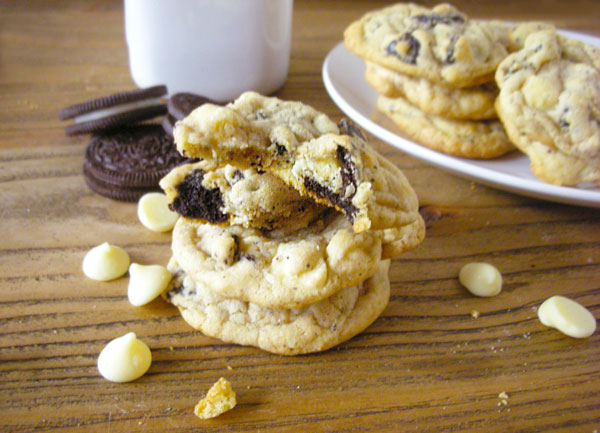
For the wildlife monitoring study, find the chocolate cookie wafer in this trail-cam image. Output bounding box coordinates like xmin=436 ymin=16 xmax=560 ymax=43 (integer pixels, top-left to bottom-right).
xmin=163 ymin=93 xmax=215 ymax=136
xmin=59 ymin=85 xmax=168 ymax=136
xmin=83 ymin=124 xmax=190 ymax=201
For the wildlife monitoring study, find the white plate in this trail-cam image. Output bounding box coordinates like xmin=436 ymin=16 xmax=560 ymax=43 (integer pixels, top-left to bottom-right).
xmin=322 ymin=31 xmax=600 ymax=208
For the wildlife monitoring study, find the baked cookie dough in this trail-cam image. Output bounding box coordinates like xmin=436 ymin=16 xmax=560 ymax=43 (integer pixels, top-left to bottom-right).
xmin=160 ymin=160 xmax=326 ymax=231
xmin=165 ymin=258 xmax=391 ymax=355
xmin=495 ymin=29 xmax=600 ymax=185
xmin=376 ymin=95 xmax=515 ymax=159
xmin=171 ymin=210 xmax=383 ymax=309
xmin=343 ymin=3 xmax=508 ymax=87
xmin=365 ymin=61 xmax=498 ymax=120
xmin=174 ymin=91 xmax=423 ymax=234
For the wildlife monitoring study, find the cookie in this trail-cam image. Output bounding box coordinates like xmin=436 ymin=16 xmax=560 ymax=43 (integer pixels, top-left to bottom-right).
xmin=174 ymin=91 xmax=424 ymax=236
xmin=507 ymin=21 xmax=556 ymax=52
xmin=165 ymin=257 xmax=390 ymax=355
xmin=495 ymin=30 xmax=600 ymax=185
xmin=161 ymin=113 xmax=176 ymax=137
xmin=159 ymin=159 xmax=326 ymax=231
xmin=365 ymin=61 xmax=498 ymax=120
xmin=376 ymin=94 xmax=515 ymax=159
xmin=343 ymin=3 xmax=508 ymax=88
xmin=59 ymin=85 xmax=168 ymax=136
xmin=83 ymin=124 xmax=191 ymax=201
xmin=171 ymin=209 xmax=383 ymax=309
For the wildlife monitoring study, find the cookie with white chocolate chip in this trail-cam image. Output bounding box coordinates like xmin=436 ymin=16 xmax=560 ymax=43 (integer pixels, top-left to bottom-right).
xmin=343 ymin=3 xmax=509 ymax=88
xmin=365 ymin=61 xmax=498 ymax=120
xmin=160 ymin=159 xmax=326 ymax=232
xmin=165 ymin=257 xmax=391 ymax=355
xmin=495 ymin=29 xmax=600 ymax=185
xmin=174 ymin=91 xmax=424 ymax=236
xmin=170 ymin=209 xmax=384 ymax=310
xmin=376 ymin=94 xmax=515 ymax=159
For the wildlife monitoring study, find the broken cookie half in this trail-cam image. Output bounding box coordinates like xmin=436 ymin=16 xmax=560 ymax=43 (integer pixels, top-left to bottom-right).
xmin=173 ymin=91 xmax=423 ymax=235
xmin=159 ymin=159 xmax=326 ymax=232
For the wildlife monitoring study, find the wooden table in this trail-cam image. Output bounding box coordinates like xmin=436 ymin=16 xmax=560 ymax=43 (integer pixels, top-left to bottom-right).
xmin=1 ymin=1 xmax=599 ymax=431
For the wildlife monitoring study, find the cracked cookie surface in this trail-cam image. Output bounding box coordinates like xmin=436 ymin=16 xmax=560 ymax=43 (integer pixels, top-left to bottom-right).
xmin=495 ymin=29 xmax=600 ymax=185
xmin=165 ymin=258 xmax=390 ymax=355
xmin=344 ymin=3 xmax=508 ymax=87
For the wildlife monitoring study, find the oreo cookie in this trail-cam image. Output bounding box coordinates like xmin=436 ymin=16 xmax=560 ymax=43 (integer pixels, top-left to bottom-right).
xmin=83 ymin=124 xmax=190 ymax=201
xmin=163 ymin=92 xmax=215 ymax=136
xmin=59 ymin=86 xmax=168 ymax=136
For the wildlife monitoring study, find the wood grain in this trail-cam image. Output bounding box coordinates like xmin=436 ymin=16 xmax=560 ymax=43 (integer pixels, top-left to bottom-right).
xmin=1 ymin=1 xmax=599 ymax=432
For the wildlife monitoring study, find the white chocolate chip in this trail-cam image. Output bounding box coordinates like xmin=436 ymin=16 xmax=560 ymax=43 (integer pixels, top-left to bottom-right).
xmin=137 ymin=192 xmax=179 ymax=232
xmin=538 ymin=295 xmax=596 ymax=338
xmin=459 ymin=262 xmax=502 ymax=297
xmin=97 ymin=332 xmax=152 ymax=382
xmin=82 ymin=242 xmax=130 ymax=281
xmin=127 ymin=263 xmax=172 ymax=306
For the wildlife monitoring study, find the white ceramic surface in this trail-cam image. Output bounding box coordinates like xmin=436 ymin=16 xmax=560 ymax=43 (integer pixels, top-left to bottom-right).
xmin=125 ymin=0 xmax=293 ymax=101
xmin=322 ymin=30 xmax=600 ymax=208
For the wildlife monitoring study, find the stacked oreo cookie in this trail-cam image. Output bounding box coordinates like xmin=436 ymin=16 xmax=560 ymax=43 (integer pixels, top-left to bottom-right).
xmin=160 ymin=91 xmax=426 ymax=355
xmin=344 ymin=3 xmax=515 ymax=159
xmin=59 ymin=87 xmax=216 ymax=201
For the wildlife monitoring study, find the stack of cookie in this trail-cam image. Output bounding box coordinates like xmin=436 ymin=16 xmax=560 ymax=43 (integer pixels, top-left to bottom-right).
xmin=344 ymin=3 xmax=515 ymax=159
xmin=159 ymin=91 xmax=425 ymax=355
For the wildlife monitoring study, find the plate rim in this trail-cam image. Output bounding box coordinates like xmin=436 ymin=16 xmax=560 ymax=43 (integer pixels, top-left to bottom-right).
xmin=322 ymin=31 xmax=600 ymax=209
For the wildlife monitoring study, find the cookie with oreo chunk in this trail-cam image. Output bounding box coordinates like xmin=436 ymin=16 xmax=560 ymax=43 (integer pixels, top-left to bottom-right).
xmin=165 ymin=257 xmax=391 ymax=355
xmin=59 ymin=85 xmax=168 ymax=136
xmin=174 ymin=91 xmax=424 ymax=240
xmin=343 ymin=3 xmax=508 ymax=87
xmin=160 ymin=159 xmax=326 ymax=231
xmin=83 ymin=124 xmax=190 ymax=201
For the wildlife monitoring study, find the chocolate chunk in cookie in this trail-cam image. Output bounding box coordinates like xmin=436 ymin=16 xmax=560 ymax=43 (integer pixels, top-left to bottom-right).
xmin=344 ymin=3 xmax=508 ymax=87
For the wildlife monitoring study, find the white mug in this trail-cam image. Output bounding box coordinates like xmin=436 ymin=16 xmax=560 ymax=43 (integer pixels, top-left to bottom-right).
xmin=124 ymin=0 xmax=293 ymax=102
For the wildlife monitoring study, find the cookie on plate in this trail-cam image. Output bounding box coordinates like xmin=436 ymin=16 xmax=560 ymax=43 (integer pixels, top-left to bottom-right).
xmin=83 ymin=124 xmax=190 ymax=201
xmin=160 ymin=159 xmax=326 ymax=231
xmin=507 ymin=21 xmax=556 ymax=52
xmin=376 ymin=94 xmax=515 ymax=159
xmin=59 ymin=86 xmax=168 ymax=136
xmin=495 ymin=29 xmax=600 ymax=185
xmin=165 ymin=257 xmax=391 ymax=356
xmin=343 ymin=3 xmax=508 ymax=88
xmin=365 ymin=61 xmax=498 ymax=120
xmin=174 ymin=91 xmax=423 ymax=235
xmin=171 ymin=209 xmax=383 ymax=310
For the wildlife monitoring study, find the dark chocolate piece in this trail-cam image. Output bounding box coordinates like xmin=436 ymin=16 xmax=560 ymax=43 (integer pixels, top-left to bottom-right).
xmin=412 ymin=13 xmax=465 ymax=28
xmin=303 ymin=177 xmax=358 ymax=222
xmin=386 ymin=33 xmax=420 ymax=65
xmin=170 ymin=169 xmax=229 ymax=223
xmin=338 ymin=118 xmax=366 ymax=141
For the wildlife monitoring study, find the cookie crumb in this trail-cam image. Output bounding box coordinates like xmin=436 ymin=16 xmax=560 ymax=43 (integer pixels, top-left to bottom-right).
xmin=194 ymin=377 xmax=236 ymax=420
xmin=227 ymin=365 xmax=233 ymax=371
xmin=471 ymin=309 xmax=480 ymax=318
